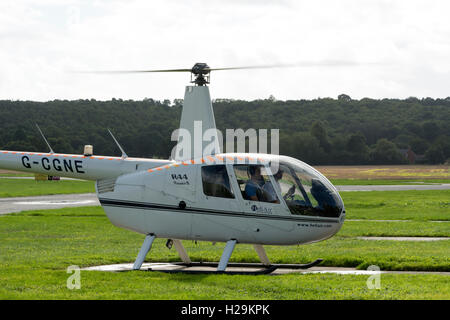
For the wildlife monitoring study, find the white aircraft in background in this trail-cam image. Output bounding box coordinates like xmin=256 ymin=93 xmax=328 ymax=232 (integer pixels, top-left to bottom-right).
xmin=0 ymin=63 xmax=345 ymax=274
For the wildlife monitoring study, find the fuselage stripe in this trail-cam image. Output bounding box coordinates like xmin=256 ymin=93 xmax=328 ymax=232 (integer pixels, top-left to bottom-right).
xmin=98 ymin=198 xmax=340 ymax=224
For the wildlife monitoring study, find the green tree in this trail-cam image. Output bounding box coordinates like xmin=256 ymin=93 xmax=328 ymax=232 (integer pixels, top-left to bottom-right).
xmin=282 ymin=133 xmax=325 ymax=164
xmin=425 ymin=144 xmax=446 ymax=164
xmin=410 ymin=137 xmax=429 ymax=154
xmin=310 ymin=121 xmax=331 ymax=152
xmin=434 ymin=135 xmax=450 ymax=159
xmin=421 ymin=121 xmax=440 ymax=141
xmin=13 ymin=128 xmax=27 ymax=141
xmin=0 ymin=97 xmax=448 ymax=165
xmin=338 ymin=94 xmax=351 ymax=102
xmin=346 ymin=133 xmax=369 ymax=164
xmin=370 ymin=139 xmax=405 ymax=164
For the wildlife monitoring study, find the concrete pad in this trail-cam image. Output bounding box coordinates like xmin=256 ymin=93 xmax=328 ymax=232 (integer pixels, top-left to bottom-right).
xmin=81 ymin=263 xmax=450 ymax=276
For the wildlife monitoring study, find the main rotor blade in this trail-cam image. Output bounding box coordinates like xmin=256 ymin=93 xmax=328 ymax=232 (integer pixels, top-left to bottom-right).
xmin=207 ymin=60 xmax=361 ymax=72
xmin=74 ymin=60 xmax=373 ymax=75
xmin=74 ymin=68 xmax=192 ymax=74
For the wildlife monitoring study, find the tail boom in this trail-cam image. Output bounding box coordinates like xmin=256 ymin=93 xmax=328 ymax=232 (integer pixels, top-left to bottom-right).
xmin=0 ymin=150 xmax=170 ymax=180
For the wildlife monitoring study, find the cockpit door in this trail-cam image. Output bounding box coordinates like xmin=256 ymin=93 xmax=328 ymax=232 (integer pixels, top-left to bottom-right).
xmin=230 ymin=164 xmax=294 ymax=235
xmin=191 ymin=164 xmax=246 ymax=241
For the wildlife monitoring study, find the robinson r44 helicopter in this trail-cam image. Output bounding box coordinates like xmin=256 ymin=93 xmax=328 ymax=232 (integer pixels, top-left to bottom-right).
xmin=0 ymin=63 xmax=346 ymax=274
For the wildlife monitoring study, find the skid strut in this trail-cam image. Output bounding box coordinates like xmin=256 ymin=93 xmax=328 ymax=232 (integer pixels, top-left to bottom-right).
xmin=253 ymin=244 xmax=271 ymax=266
xmin=217 ymin=239 xmax=237 ymax=271
xmin=173 ymin=239 xmax=191 ymax=264
xmin=133 ymin=234 xmax=155 ymax=270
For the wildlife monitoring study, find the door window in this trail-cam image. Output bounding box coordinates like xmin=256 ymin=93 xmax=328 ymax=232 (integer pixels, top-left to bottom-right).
xmin=233 ymin=164 xmax=279 ymax=203
xmin=201 ymin=165 xmax=234 ymax=199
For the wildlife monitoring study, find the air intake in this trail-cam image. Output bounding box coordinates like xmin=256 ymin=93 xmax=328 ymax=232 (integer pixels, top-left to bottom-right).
xmin=97 ymin=178 xmax=116 ymax=194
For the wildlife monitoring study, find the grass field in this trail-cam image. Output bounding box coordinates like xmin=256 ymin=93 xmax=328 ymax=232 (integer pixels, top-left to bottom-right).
xmin=0 ymin=166 xmax=448 ymax=299
xmin=342 ymin=190 xmax=450 ymax=221
xmin=316 ymin=165 xmax=449 ymax=180
xmin=0 ymin=173 xmax=33 ymax=177
xmin=0 ymin=169 xmax=33 ymax=177
xmin=1 ymin=269 xmax=448 ymax=300
xmin=0 ymin=178 xmax=95 ymax=197
xmin=330 ymin=178 xmax=450 ymax=185
xmin=0 ymin=188 xmax=449 ymax=299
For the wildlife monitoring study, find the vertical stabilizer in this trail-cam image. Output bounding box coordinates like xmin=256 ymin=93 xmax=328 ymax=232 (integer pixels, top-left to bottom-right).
xmin=173 ymin=86 xmax=221 ymax=161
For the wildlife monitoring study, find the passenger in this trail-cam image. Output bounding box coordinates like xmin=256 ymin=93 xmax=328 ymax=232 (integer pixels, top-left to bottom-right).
xmin=310 ymin=178 xmax=337 ymax=210
xmin=262 ymin=169 xmax=283 ymax=203
xmin=211 ymin=166 xmax=232 ymax=198
xmin=244 ymin=166 xmax=265 ymax=201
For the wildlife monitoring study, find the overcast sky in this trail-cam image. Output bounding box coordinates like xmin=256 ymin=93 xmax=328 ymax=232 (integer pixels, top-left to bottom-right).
xmin=1 ymin=0 xmax=450 ymax=101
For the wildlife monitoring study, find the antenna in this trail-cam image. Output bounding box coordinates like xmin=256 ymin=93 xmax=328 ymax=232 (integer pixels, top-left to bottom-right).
xmin=35 ymin=124 xmax=54 ymax=154
xmin=108 ymin=129 xmax=128 ymax=159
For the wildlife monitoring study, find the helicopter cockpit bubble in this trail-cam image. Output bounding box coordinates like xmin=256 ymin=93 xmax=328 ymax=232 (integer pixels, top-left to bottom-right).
xmin=273 ymin=156 xmax=344 ymax=218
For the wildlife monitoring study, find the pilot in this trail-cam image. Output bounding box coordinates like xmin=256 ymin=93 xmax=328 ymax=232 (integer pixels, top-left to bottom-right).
xmin=245 ymin=166 xmax=265 ymax=201
xmin=262 ymin=168 xmax=283 ymax=203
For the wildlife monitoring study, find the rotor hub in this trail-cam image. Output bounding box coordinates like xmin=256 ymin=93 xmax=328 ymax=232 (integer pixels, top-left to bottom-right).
xmin=191 ymin=63 xmax=210 ymax=86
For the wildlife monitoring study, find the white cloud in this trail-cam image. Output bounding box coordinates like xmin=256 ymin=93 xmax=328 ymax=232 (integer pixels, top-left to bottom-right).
xmin=1 ymin=0 xmax=450 ymax=101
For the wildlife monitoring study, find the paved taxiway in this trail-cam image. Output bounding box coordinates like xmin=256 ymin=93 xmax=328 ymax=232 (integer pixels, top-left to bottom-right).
xmin=0 ymin=193 xmax=99 ymax=215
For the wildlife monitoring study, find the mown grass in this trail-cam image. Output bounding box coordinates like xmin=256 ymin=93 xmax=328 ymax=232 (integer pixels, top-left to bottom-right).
xmin=317 ymin=165 xmax=450 ymax=180
xmin=340 ymin=220 xmax=449 ymax=237
xmin=2 ymin=206 xmax=449 ymax=270
xmin=341 ymin=190 xmax=450 ymax=221
xmin=0 ymin=204 xmax=449 ymax=299
xmin=1 ymin=269 xmax=449 ymax=300
xmin=0 ymin=189 xmax=449 ymax=299
xmin=330 ymin=179 xmax=450 ymax=185
xmin=0 ymin=178 xmax=95 ymax=197
xmin=0 ymin=173 xmax=33 ymax=177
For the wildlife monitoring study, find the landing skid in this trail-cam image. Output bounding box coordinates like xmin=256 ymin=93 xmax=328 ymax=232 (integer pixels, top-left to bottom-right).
xmin=174 ymin=258 xmax=323 ymax=269
xmin=132 ymin=235 xmax=323 ymax=275
xmin=146 ymin=259 xmax=323 ymax=275
xmin=147 ymin=265 xmax=278 ymax=275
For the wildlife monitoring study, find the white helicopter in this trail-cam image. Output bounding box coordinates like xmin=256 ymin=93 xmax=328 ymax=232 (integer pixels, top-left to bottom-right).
xmin=0 ymin=63 xmax=345 ymax=274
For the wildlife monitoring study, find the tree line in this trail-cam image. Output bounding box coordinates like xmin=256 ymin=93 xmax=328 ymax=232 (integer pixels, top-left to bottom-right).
xmin=0 ymin=95 xmax=449 ymax=165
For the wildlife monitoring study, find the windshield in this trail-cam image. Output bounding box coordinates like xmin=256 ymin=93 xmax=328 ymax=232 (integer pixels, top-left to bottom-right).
xmin=273 ymin=157 xmax=344 ymax=218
